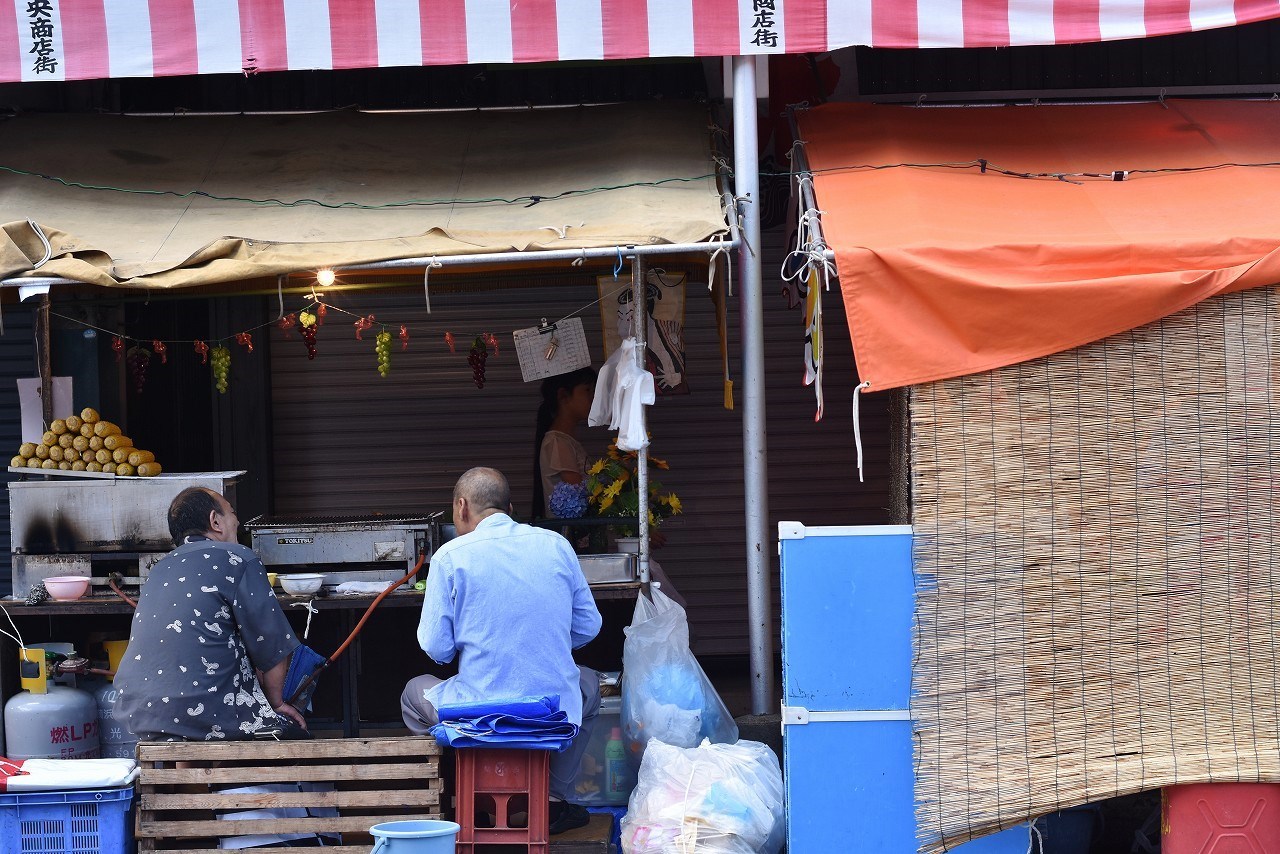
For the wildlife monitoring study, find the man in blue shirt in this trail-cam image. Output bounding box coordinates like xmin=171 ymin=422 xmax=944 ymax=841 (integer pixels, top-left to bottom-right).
xmin=401 ymin=467 xmax=601 ymax=833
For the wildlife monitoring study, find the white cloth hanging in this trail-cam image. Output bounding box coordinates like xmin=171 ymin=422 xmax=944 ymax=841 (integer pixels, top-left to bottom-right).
xmin=589 ymin=337 xmax=655 ymax=451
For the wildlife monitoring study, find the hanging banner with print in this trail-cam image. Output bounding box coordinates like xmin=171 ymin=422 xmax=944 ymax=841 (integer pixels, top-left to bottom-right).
xmin=597 ymin=271 xmax=690 ymax=396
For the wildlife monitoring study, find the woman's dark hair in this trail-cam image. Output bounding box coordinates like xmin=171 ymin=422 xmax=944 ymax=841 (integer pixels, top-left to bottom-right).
xmin=531 ymin=366 xmax=597 ymax=518
xmin=167 ymin=487 xmax=223 ymax=545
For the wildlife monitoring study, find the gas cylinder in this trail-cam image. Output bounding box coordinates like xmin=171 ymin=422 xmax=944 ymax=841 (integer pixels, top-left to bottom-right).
xmin=4 ymin=647 xmax=100 ymax=760
xmin=92 ymin=680 xmax=137 ymax=759
xmin=4 ymin=684 xmax=101 ymax=760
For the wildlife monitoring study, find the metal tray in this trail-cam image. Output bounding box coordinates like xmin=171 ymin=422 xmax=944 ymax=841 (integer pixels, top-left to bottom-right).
xmin=579 ymin=553 xmax=636 ymax=584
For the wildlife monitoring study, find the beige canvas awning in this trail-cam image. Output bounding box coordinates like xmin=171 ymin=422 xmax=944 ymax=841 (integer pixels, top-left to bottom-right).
xmin=0 ymin=102 xmax=728 ymax=290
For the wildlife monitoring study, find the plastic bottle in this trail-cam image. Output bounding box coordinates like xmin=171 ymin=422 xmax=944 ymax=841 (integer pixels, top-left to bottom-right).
xmin=605 ymin=726 xmax=630 ymax=801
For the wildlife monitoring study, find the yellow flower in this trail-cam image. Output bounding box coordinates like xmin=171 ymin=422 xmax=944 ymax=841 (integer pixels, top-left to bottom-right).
xmin=599 ymin=494 xmax=615 ymax=511
xmin=603 ymin=480 xmax=624 ymax=499
xmin=668 ymin=494 xmax=682 ymax=514
xmin=588 ymin=459 xmax=606 ymax=475
xmin=590 ymin=484 xmax=603 ymax=498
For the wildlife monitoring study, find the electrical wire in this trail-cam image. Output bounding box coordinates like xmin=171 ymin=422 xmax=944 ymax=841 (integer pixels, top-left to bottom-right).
xmin=9 ymin=158 xmax=1278 ymax=212
xmin=0 ymin=602 xmax=26 ymax=650
xmin=48 ymin=272 xmax=640 ymax=354
xmin=0 ymin=164 xmax=720 ymax=210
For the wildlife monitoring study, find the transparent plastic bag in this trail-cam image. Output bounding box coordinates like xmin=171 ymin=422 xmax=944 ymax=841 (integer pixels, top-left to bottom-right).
xmin=621 ymin=739 xmax=785 ymax=854
xmin=621 ymin=586 xmax=738 ymax=766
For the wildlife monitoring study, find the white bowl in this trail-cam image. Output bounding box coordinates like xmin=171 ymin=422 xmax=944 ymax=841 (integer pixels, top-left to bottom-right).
xmin=279 ymin=573 xmax=324 ymax=596
xmin=43 ymin=575 xmax=90 ymax=601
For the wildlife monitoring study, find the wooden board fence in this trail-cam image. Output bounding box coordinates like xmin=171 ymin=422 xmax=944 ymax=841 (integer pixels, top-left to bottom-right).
xmin=134 ymin=736 xmax=444 ymax=854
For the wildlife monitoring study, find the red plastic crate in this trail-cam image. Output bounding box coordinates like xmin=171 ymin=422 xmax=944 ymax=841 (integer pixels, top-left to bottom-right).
xmin=455 ymin=748 xmax=550 ymax=854
xmin=1163 ymin=783 xmax=1280 ymax=854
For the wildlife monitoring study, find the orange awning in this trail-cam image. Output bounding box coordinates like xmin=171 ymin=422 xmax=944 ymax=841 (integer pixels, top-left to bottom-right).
xmin=799 ymin=100 xmax=1280 ymax=391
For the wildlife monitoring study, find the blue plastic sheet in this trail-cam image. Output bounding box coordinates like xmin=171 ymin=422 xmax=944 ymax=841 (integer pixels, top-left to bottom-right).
xmin=429 ymin=695 xmax=579 ymax=751
xmin=282 ymin=645 xmax=328 ymax=713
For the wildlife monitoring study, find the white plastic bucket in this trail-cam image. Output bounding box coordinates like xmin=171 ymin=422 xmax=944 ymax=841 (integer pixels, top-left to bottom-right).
xmin=369 ymin=819 xmax=461 ymax=853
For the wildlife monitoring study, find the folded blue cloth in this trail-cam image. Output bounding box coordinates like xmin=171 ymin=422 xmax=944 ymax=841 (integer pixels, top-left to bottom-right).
xmin=430 ymin=695 xmax=578 ymax=751
xmin=437 ymin=695 xmax=562 ymax=721
xmin=283 ymin=644 xmax=328 ymax=713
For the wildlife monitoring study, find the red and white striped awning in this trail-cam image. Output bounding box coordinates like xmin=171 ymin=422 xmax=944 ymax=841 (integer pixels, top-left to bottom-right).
xmin=7 ymin=0 xmax=1280 ymax=83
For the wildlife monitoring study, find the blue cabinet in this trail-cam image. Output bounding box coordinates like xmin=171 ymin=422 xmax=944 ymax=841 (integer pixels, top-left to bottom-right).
xmin=779 ymin=523 xmax=1029 ymax=853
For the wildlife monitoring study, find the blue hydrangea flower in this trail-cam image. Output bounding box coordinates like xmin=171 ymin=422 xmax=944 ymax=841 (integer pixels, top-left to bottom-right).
xmin=549 ymin=482 xmax=589 ymax=518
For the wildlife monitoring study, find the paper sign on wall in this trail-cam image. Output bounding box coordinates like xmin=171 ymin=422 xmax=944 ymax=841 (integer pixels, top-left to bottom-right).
xmin=17 ymin=377 xmax=73 ymax=443
xmin=512 ymin=317 xmax=591 ymax=383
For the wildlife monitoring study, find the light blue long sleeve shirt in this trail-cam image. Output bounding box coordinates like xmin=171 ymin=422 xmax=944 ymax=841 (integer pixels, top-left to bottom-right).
xmin=416 ymin=513 xmax=602 ymax=725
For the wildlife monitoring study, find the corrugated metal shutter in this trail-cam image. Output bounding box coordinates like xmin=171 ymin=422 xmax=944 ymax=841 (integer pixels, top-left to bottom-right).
xmin=0 ymin=305 xmax=36 ymax=598
xmin=270 ymin=235 xmax=889 ymax=655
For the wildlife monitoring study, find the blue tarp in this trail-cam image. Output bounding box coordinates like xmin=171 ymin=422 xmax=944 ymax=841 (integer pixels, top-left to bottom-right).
xmin=282 ymin=645 xmax=328 ymax=713
xmin=430 ymin=695 xmax=578 ymax=751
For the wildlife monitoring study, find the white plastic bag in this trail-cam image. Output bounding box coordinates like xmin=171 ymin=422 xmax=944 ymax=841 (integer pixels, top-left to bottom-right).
xmin=621 ymin=739 xmax=785 ymax=854
xmin=621 ymin=586 xmax=738 ymax=765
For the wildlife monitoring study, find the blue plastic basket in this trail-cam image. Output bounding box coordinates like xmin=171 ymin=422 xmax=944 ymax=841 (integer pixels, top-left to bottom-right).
xmin=0 ymin=786 xmax=134 ymax=854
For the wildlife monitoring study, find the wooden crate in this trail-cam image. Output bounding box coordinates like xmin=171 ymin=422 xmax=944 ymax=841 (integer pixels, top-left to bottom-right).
xmin=135 ymin=736 xmax=443 ymax=854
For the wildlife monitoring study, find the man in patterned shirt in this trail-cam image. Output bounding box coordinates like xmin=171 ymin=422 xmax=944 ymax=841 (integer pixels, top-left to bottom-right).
xmin=115 ymin=487 xmax=306 ymax=741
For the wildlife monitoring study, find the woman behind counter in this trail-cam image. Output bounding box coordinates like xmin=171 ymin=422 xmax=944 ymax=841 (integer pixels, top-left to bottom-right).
xmin=531 ymin=367 xmax=686 ymax=607
xmin=532 ymin=367 xmax=598 ymax=519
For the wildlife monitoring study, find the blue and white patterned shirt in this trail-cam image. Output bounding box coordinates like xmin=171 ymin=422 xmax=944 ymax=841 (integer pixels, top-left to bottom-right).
xmin=416 ymin=513 xmax=601 ymax=724
xmin=115 ymin=536 xmax=299 ymax=741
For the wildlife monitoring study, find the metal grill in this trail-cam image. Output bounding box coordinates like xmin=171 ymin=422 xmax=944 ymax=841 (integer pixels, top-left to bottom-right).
xmin=244 ymin=514 xmax=438 ymax=529
xmin=243 ymin=512 xmax=441 ymax=584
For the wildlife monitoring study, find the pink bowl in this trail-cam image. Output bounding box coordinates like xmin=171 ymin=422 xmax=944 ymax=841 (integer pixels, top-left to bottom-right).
xmin=43 ymin=575 xmax=90 ymax=601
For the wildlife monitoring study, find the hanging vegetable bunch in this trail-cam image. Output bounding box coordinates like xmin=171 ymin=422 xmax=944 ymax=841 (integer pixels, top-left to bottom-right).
xmin=459 ymin=332 xmax=499 ymax=389
xmin=298 ymin=311 xmax=319 ymax=359
xmin=375 ymin=329 xmax=392 ymax=377
xmin=211 ymin=345 xmax=231 ymax=394
xmin=467 ymin=336 xmax=489 ymax=388
xmin=126 ymin=345 xmax=151 ymax=395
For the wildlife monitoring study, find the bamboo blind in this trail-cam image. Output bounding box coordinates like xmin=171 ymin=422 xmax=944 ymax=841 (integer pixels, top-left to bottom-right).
xmin=910 ymin=288 xmax=1280 ymax=852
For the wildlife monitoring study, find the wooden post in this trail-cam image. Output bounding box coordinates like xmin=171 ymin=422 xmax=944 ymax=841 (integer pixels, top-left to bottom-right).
xmin=36 ymin=292 xmax=52 ymax=427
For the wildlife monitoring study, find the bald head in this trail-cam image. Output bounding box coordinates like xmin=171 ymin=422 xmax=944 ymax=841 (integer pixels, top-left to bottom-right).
xmin=453 ymin=468 xmax=511 ymax=535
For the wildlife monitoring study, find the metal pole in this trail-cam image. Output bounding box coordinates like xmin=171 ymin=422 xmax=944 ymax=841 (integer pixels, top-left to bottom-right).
xmin=0 ymin=238 xmax=740 ymax=292
xmin=36 ymin=293 xmax=52 ymax=426
xmin=733 ymin=56 xmax=775 ymax=714
xmin=631 ymin=254 xmax=650 ymax=585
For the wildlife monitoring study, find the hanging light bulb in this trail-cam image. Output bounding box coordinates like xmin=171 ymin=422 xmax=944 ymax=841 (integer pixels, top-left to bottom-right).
xmin=316 ymin=269 xmax=336 ymax=287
